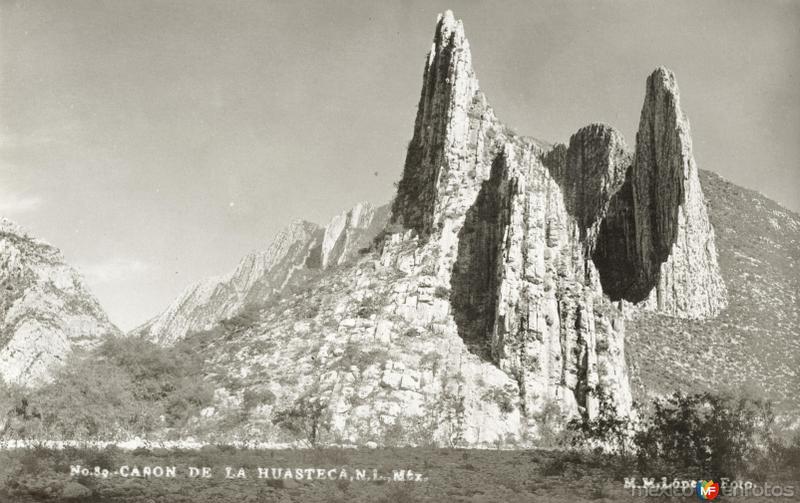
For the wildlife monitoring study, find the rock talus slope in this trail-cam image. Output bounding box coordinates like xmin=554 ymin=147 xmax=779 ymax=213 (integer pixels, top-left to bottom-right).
xmin=0 ymin=218 xmax=119 ymax=384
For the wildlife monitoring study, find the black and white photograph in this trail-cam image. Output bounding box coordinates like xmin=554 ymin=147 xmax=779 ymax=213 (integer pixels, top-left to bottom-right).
xmin=1 ymin=1 xmax=798 ymax=501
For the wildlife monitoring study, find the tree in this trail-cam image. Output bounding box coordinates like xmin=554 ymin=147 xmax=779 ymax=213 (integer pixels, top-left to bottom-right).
xmin=272 ymin=392 xmax=330 ymax=447
xmin=565 ymin=387 xmax=633 ymax=456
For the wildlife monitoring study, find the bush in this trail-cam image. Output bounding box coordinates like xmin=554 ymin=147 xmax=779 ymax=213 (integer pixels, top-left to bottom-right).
xmin=565 ymin=387 xmax=633 ymax=457
xmin=481 ymin=385 xmax=517 ymax=414
xmin=531 ymin=398 xmax=563 ymax=447
xmin=220 ymin=304 xmax=261 ymax=332
xmin=633 ymin=391 xmax=777 ymax=480
xmin=242 ymin=387 xmax=276 ymax=410
xmin=433 ymin=286 xmax=450 ymax=300
xmin=338 ymin=341 xmax=390 ymax=373
xmin=1 ymin=335 xmax=215 ymax=440
xmin=419 ymin=351 xmax=442 ymax=372
xmin=403 ymin=327 xmax=420 ymax=338
xmin=355 ymin=295 xmax=383 ymax=318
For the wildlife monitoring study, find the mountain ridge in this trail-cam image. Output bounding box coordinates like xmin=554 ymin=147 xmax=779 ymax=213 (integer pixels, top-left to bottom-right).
xmin=134 ymin=203 xmax=390 ymax=344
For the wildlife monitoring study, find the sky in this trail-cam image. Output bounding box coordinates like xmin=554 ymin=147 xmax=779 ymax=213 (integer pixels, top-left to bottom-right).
xmin=1 ymin=0 xmax=798 ymax=331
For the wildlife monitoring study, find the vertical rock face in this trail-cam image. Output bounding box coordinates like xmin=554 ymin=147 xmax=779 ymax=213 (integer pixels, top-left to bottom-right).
xmin=556 ymin=124 xmax=632 ymax=254
xmin=137 ymin=203 xmax=390 ymax=344
xmin=451 ymin=129 xmax=634 ymax=420
xmin=388 ymin=11 xmax=635 ymax=421
xmin=0 ymin=218 xmax=119 ymax=384
xmin=391 ymin=11 xmax=531 ymax=245
xmin=391 ymin=11 xmax=476 ymax=238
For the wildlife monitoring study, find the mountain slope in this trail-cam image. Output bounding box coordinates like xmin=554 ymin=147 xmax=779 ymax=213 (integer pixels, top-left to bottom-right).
xmin=0 ymin=218 xmax=119 ymax=384
xmin=135 ymin=203 xmax=389 ymax=344
xmin=181 ymin=165 xmax=800 ymax=445
xmin=135 ymin=220 xmax=322 ymax=345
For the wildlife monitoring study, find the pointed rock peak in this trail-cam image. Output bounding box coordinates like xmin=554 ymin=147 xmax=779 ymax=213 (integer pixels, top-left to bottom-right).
xmin=633 ymin=67 xmax=693 ymax=265
xmin=319 ymin=201 xmax=389 ymax=269
xmin=434 ymin=10 xmax=469 ymax=51
xmin=648 ymin=66 xmax=679 ymax=92
xmin=639 ymin=67 xmax=691 ymax=146
xmin=390 ymin=11 xmax=488 ymax=238
xmin=426 ymin=10 xmax=475 ymax=89
xmin=624 ymin=66 xmax=727 ymax=318
xmin=437 ymin=9 xmax=456 ymax=30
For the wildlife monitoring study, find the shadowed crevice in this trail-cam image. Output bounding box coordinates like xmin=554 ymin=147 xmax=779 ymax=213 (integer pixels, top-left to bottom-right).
xmin=450 ymin=154 xmax=509 ymax=363
xmin=591 ymin=173 xmax=645 ymax=301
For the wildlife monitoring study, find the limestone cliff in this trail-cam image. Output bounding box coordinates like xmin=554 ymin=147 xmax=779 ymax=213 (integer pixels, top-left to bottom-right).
xmin=320 ymin=203 xmax=389 ymax=270
xmin=385 ymin=12 xmax=725 ymax=420
xmin=389 ymin=11 xmax=639 ymax=420
xmin=0 ymin=218 xmax=119 ymax=384
xmin=135 ymin=220 xmax=321 ymax=344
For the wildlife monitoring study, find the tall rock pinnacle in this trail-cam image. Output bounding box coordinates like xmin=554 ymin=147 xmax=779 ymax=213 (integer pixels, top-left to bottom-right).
xmin=633 ymin=67 xmax=727 ymax=318
xmin=388 ymin=11 xmax=634 ymax=421
xmin=594 ymin=67 xmax=727 ymax=318
xmin=391 ymin=11 xmax=497 ymax=241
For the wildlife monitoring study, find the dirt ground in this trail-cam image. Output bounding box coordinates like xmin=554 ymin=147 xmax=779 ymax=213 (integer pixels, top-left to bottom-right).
xmin=1 ymin=446 xmax=798 ymax=502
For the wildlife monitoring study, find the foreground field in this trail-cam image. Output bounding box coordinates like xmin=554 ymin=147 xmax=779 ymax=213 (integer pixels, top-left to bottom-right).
xmin=1 ymin=446 xmax=798 ymax=502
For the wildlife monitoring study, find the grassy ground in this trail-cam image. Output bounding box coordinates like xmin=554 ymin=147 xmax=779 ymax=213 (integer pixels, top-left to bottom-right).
xmin=1 ymin=446 xmax=798 ymax=502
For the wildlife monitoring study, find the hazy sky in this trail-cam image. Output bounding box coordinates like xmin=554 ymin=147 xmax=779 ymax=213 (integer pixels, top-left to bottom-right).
xmin=2 ymin=0 xmax=798 ymax=330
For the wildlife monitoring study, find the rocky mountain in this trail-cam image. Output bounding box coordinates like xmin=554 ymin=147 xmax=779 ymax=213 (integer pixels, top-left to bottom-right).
xmin=8 ymin=10 xmax=794 ymax=448
xmin=134 ymin=202 xmax=389 ymax=344
xmin=154 ymin=11 xmax=768 ymax=447
xmin=0 ymin=218 xmax=119 ymax=385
